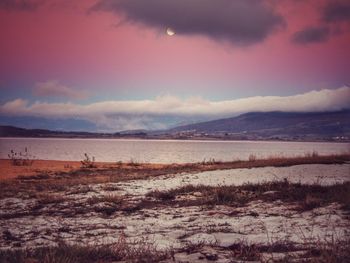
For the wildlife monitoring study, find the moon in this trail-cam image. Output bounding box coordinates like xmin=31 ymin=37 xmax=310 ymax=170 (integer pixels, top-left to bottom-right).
xmin=166 ymin=27 xmax=176 ymax=36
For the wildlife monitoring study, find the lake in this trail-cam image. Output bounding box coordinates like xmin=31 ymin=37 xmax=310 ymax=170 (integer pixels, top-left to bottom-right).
xmin=0 ymin=137 xmax=349 ymax=164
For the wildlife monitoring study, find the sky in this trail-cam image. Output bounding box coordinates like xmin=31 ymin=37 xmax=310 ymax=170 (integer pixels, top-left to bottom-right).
xmin=0 ymin=0 xmax=349 ymax=131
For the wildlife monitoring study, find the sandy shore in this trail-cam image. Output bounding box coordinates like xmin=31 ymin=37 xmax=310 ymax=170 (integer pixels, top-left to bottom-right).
xmin=0 ymin=159 xmax=76 ymax=180
xmin=1 ymin=162 xmax=349 ymax=261
xmin=1 ymin=155 xmax=350 ymax=262
xmin=0 ymin=159 xmax=171 ymax=181
xmin=1 ymin=153 xmax=349 ymax=181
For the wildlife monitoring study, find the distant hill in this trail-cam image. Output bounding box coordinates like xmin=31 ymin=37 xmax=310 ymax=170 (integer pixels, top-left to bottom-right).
xmin=0 ymin=125 xmax=146 ymax=138
xmin=168 ymin=110 xmax=350 ymax=140
xmin=1 ymin=110 xmax=349 ymax=141
xmin=0 ymin=125 xmax=99 ymax=138
xmin=0 ymin=116 xmax=98 ymax=132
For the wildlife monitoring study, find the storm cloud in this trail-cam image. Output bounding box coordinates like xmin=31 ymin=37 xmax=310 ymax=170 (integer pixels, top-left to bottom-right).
xmin=292 ymin=26 xmax=330 ymax=44
xmin=91 ymin=0 xmax=285 ymax=45
xmin=0 ymin=0 xmax=42 ymax=11
xmin=322 ymin=1 xmax=350 ymax=23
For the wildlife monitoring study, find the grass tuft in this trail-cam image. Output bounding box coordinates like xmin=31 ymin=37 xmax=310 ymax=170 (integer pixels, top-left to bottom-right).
xmin=147 ymin=181 xmax=350 ymax=211
xmin=0 ymin=236 xmax=169 ymax=263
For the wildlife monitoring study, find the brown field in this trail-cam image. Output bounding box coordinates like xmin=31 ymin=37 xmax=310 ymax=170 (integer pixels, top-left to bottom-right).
xmin=1 ymin=153 xmax=349 ymax=182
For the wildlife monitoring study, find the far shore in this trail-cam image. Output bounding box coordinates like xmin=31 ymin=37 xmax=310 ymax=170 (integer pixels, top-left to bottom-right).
xmin=1 ymin=136 xmax=349 ymax=143
xmin=1 ymin=153 xmax=349 ymax=181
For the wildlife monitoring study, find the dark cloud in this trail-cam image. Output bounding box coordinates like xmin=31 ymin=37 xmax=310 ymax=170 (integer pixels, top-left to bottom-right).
xmin=0 ymin=0 xmax=42 ymax=11
xmin=323 ymin=1 xmax=350 ymax=23
xmin=91 ymin=0 xmax=285 ymax=45
xmin=292 ymin=26 xmax=330 ymax=45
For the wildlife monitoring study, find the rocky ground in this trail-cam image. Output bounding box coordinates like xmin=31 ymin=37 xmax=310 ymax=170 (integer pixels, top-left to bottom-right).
xmin=0 ymin=159 xmax=349 ymax=262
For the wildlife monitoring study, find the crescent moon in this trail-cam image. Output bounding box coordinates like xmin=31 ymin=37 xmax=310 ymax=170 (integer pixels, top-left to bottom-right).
xmin=166 ymin=28 xmax=176 ymax=36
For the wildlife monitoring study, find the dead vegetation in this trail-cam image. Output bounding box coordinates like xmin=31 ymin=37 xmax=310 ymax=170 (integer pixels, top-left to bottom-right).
xmin=0 ymin=236 xmax=348 ymax=263
xmin=147 ymin=180 xmax=350 ymax=211
xmin=0 ymin=236 xmax=170 ymax=263
xmin=1 ymin=153 xmax=349 ymax=200
xmin=80 ymin=153 xmax=97 ymax=168
xmin=7 ymin=148 xmax=35 ymax=166
xmin=228 ymin=237 xmax=350 ymax=263
xmin=1 ymin=154 xmax=349 ymax=262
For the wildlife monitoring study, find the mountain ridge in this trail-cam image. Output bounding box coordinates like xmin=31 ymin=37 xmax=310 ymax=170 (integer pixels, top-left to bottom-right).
xmin=1 ymin=110 xmax=349 ymax=141
xmin=167 ymin=110 xmax=350 ymax=140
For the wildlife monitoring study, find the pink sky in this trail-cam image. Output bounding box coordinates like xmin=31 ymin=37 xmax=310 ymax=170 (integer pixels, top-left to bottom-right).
xmin=0 ymin=0 xmax=349 ymax=130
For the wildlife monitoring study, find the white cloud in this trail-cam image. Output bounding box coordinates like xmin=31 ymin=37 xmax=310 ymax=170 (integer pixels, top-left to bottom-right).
xmin=1 ymin=86 xmax=350 ymax=131
xmin=33 ymin=80 xmax=88 ymax=100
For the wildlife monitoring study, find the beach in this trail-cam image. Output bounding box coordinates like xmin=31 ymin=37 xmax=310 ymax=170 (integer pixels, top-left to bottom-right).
xmin=1 ymin=154 xmax=349 ymax=262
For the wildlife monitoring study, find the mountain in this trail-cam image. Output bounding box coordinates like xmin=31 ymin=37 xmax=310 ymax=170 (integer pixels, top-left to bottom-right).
xmin=168 ymin=110 xmax=350 ymax=140
xmin=1 ymin=111 xmax=349 ymax=141
xmin=0 ymin=126 xmax=147 ymax=138
xmin=0 ymin=116 xmax=98 ymax=132
xmin=0 ymin=125 xmax=101 ymax=138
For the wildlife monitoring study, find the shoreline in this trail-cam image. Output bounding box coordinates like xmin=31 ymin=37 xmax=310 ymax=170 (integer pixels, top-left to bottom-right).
xmin=1 ymin=136 xmax=349 ymax=143
xmin=1 ymin=154 xmax=350 ymax=262
xmin=1 ymin=156 xmax=349 ymax=262
xmin=1 ymin=153 xmax=349 ymax=181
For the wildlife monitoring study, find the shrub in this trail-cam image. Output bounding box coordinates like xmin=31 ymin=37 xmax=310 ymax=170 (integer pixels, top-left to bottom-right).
xmin=81 ymin=153 xmax=97 ymax=168
xmin=248 ymin=154 xmax=257 ymax=162
xmin=8 ymin=147 xmax=35 ymax=166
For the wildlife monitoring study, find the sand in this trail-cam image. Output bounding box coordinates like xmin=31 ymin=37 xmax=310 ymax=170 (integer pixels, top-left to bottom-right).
xmin=0 ymin=159 xmax=167 ymax=181
xmin=1 ymin=157 xmax=350 ymax=261
xmin=1 ymin=163 xmax=349 ymax=258
xmin=0 ymin=159 xmax=82 ymax=180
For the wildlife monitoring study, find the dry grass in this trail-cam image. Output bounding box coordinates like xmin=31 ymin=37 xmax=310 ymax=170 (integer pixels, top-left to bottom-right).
xmin=0 ymin=236 xmax=169 ymax=263
xmin=199 ymin=152 xmax=350 ymax=170
xmin=102 ymin=184 xmax=122 ymax=191
xmin=35 ymin=194 xmax=67 ymax=208
xmin=1 ymin=237 xmax=348 ymax=263
xmin=147 ymin=180 xmax=350 ymax=211
xmin=227 ymin=235 xmax=350 ymax=263
xmin=87 ymin=194 xmax=124 ymax=205
xmin=87 ymin=194 xmax=145 ymax=216
xmin=8 ymin=148 xmax=35 ymax=167
xmin=80 ymin=153 xmax=97 ymax=169
xmin=1 ymin=152 xmax=349 ymax=181
xmin=0 ymin=153 xmax=349 ymax=200
xmin=299 ymin=238 xmax=350 ymax=263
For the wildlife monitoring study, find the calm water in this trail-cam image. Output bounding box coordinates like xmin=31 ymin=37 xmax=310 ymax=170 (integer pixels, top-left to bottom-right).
xmin=0 ymin=138 xmax=349 ymax=164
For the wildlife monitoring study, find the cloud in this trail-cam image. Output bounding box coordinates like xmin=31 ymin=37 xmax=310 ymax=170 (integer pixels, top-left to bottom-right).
xmin=33 ymin=80 xmax=88 ymax=100
xmin=0 ymin=0 xmax=42 ymax=11
xmin=91 ymin=0 xmax=285 ymax=46
xmin=1 ymin=87 xmax=349 ymax=131
xmin=291 ymin=1 xmax=350 ymax=45
xmin=292 ymin=26 xmax=330 ymax=44
xmin=322 ymin=1 xmax=350 ymax=23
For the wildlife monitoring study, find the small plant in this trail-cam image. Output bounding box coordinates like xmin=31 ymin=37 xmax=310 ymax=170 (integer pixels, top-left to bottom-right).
xmin=201 ymin=158 xmax=222 ymax=165
xmin=81 ymin=153 xmax=97 ymax=168
xmin=8 ymin=147 xmax=35 ymax=166
xmin=305 ymin=151 xmax=319 ymax=158
xmin=0 ymin=236 xmax=170 ymax=263
xmin=129 ymin=158 xmax=140 ymax=167
xmin=248 ymin=154 xmax=257 ymax=162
